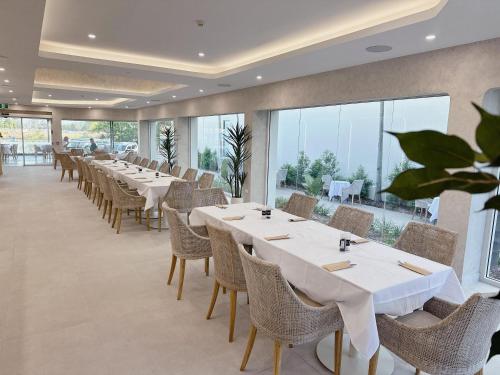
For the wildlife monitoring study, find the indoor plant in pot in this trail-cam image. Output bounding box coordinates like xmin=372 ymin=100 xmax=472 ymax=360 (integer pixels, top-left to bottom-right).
xmin=223 ymin=122 xmax=252 ymax=203
xmin=159 ymin=125 xmax=177 ymax=171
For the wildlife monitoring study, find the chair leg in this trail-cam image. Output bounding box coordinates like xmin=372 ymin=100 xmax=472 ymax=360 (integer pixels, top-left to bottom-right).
xmin=368 ymin=347 xmax=379 ymax=375
xmin=205 ymin=257 xmax=209 ymax=276
xmin=102 ymin=200 xmax=108 ymax=219
xmin=167 ymin=255 xmax=177 ymax=285
xmin=177 ymin=258 xmax=186 ymax=300
xmin=112 ymin=208 xmax=118 ymax=228
xmin=108 ymin=201 xmax=113 ymax=223
xmin=229 ymin=290 xmax=237 ymax=342
xmin=273 ymin=340 xmax=282 ymax=375
xmin=475 ymin=369 xmax=483 ymax=375
xmin=415 ymin=369 xmax=420 ymax=375
xmin=60 ymin=169 xmax=65 ymax=181
xmin=334 ymin=329 xmax=343 ymax=375
xmin=240 ymin=324 xmax=257 ymax=371
xmin=206 ymin=280 xmax=220 ymax=320
xmin=158 ymin=202 xmax=162 ymax=232
xmin=146 ymin=208 xmax=150 ymax=231
xmin=223 ymin=287 xmax=226 ymax=294
xmin=116 ymin=208 xmax=123 ymax=234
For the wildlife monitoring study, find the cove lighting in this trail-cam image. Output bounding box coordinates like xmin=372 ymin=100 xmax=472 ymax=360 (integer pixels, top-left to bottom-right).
xmin=426 ymin=34 xmax=436 ymax=41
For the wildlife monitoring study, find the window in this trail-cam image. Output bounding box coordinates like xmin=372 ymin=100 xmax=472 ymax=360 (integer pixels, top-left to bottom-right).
xmin=486 ymin=206 xmax=500 ymax=284
xmin=190 ymin=113 xmax=245 ymax=192
xmin=61 ymin=120 xmax=138 ymax=155
xmin=267 ymin=96 xmax=450 ymax=245
xmin=149 ymin=119 xmax=175 ymax=161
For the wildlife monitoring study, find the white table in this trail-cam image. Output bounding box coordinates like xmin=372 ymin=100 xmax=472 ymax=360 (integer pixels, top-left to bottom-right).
xmin=328 ymin=180 xmax=350 ymax=201
xmin=428 ymin=197 xmax=440 ymax=222
xmin=190 ymin=203 xmax=465 ymax=359
xmin=92 ymin=160 xmax=182 ymax=210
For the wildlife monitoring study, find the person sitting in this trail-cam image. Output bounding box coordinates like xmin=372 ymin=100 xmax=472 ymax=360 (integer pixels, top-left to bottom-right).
xmin=63 ymin=136 xmax=69 ymax=150
xmin=89 ymin=138 xmax=98 ymax=153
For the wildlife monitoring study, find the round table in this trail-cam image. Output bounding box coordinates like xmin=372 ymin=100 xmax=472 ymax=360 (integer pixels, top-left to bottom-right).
xmin=328 ymin=180 xmax=351 ymax=201
xmin=316 ymin=334 xmax=394 ymax=374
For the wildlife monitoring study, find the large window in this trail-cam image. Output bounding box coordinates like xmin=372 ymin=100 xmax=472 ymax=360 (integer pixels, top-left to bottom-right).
xmin=0 ymin=117 xmax=52 ymax=166
xmin=149 ymin=119 xmax=175 ymax=161
xmin=191 ymin=113 xmax=245 ymax=192
xmin=61 ymin=120 xmax=138 ymax=155
xmin=268 ymin=96 xmax=450 ymax=245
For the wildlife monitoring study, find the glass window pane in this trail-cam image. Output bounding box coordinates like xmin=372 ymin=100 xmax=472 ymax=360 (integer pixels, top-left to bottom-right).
xmin=0 ymin=117 xmax=23 ymax=166
xmin=21 ymin=118 xmax=52 ymax=166
xmin=112 ymin=121 xmax=138 ymax=154
xmin=62 ymin=120 xmax=111 ymax=154
xmin=150 ymin=119 xmax=175 ymax=161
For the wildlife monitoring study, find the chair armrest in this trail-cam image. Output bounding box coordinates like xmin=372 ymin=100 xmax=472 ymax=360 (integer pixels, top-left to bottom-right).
xmin=423 ymin=298 xmax=459 ymax=319
xmin=190 ymin=225 xmax=208 ymax=237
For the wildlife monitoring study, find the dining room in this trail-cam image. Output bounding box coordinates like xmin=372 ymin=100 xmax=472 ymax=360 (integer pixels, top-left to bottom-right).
xmin=1 ymin=1 xmax=500 ymax=374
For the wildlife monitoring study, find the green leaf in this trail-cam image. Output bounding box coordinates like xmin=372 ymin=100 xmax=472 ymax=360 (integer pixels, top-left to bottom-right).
xmin=448 ymin=172 xmax=499 ymax=194
xmin=475 ymin=152 xmax=490 ymax=163
xmin=382 ymin=168 xmax=451 ymax=200
xmin=483 ymin=195 xmax=500 ymax=211
xmin=473 ymin=103 xmax=500 ymax=164
xmin=388 ymin=130 xmax=475 ymax=169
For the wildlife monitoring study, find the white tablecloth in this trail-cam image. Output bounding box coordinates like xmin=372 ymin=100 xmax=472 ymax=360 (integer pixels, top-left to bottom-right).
xmin=328 ymin=180 xmax=350 ymax=200
xmin=92 ymin=160 xmax=181 ymax=210
xmin=190 ymin=203 xmax=465 ymax=358
xmin=428 ymin=197 xmax=440 ymax=222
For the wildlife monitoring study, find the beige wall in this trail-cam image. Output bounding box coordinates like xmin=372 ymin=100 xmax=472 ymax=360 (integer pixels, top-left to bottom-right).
xmin=136 ymin=38 xmax=500 ymax=279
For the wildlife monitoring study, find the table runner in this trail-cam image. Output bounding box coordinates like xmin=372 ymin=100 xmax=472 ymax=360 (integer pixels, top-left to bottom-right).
xmin=92 ymin=160 xmax=182 ymax=210
xmin=190 ymin=202 xmax=465 ymax=358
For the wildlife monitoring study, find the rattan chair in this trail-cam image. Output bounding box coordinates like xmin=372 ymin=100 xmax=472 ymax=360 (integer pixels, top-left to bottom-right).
xmin=52 ymin=147 xmax=62 ymax=169
xmin=108 ymin=177 xmax=147 ymax=234
xmin=328 ymin=205 xmax=374 ymax=238
xmin=148 ymin=160 xmax=158 ymax=170
xmin=70 ymin=148 xmax=84 ymax=157
xmin=238 ymin=246 xmax=344 ymax=375
xmin=96 ymin=170 xmax=113 ymax=221
xmin=126 ymin=152 xmax=137 ymax=163
xmin=282 ymin=192 xmax=317 ymax=219
xmin=198 ymin=172 xmax=215 ymax=189
xmin=159 ymin=161 xmax=170 ymax=174
xmin=394 ymin=222 xmax=458 ymax=266
xmin=163 ymin=180 xmax=198 ymax=215
xmin=139 ymin=158 xmax=150 ymax=167
xmin=95 ymin=153 xmax=111 ymax=160
xmin=182 ymin=167 xmax=198 ymax=181
xmin=205 ymin=224 xmax=247 ymax=342
xmin=82 ymin=161 xmax=92 ymax=198
xmin=132 ymin=156 xmax=142 ymax=165
xmin=192 ymin=188 xmax=228 ymax=208
xmin=163 ymin=205 xmax=212 ymax=300
xmin=59 ymin=153 xmax=76 ymax=182
xmin=373 ymin=294 xmax=500 ymax=375
xmin=171 ymin=165 xmax=181 ymax=177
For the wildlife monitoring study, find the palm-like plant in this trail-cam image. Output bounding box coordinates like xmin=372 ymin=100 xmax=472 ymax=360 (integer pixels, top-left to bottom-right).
xmin=160 ymin=125 xmax=177 ymax=169
xmin=223 ymin=123 xmax=252 ymax=198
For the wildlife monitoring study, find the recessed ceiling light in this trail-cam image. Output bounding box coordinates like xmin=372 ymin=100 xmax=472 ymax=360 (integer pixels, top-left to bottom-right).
xmin=256 ymin=75 xmax=262 ymax=80
xmin=172 ymin=95 xmax=177 ymax=98
xmin=95 ymin=98 xmax=99 ymax=101
xmin=198 ymin=52 xmax=205 ymax=58
xmin=88 ymin=33 xmax=96 ymax=39
xmin=365 ymin=45 xmax=392 ymax=53
xmin=0 ymin=67 xmax=5 ymax=72
xmin=48 ymin=94 xmax=52 ymax=97
xmin=12 ymin=98 xmax=16 ymax=101
xmin=45 ymin=104 xmax=49 ymax=107
xmin=8 ymin=89 xmax=13 ymax=93
xmin=199 ymin=89 xmax=204 ymax=93
xmin=146 ymin=101 xmax=150 ymax=104
xmin=125 ymin=105 xmax=129 ymax=108
xmin=88 ymin=106 xmax=92 ymax=109
xmin=425 ymin=34 xmax=436 ymax=41
xmin=4 ymin=79 xmax=9 ymax=83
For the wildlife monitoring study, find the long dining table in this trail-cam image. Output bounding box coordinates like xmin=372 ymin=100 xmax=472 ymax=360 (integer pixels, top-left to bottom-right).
xmin=92 ymin=159 xmax=182 ymax=214
xmin=190 ymin=202 xmax=465 ymax=368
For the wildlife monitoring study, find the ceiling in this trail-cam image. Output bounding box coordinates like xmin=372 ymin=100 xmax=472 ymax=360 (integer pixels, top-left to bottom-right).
xmin=1 ymin=0 xmax=500 ymax=110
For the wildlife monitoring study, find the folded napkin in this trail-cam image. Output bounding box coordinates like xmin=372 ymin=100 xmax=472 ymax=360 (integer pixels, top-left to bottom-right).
xmin=322 ymin=260 xmax=354 ymax=272
xmin=124 ymin=172 xmax=137 ymax=175
xmin=398 ymin=261 xmax=432 ymax=276
xmin=215 ymin=204 xmax=228 ymax=209
xmin=134 ymin=177 xmax=149 ymax=179
xmin=351 ymin=238 xmax=370 ymax=245
xmin=288 ymin=217 xmax=307 ymax=222
xmin=223 ymin=215 xmax=245 ymax=221
xmin=264 ymin=234 xmax=290 ymax=241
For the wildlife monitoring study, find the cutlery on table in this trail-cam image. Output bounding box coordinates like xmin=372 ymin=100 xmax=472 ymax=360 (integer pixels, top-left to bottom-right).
xmin=322 ymin=260 xmax=356 ymax=272
xmin=398 ymin=261 xmax=432 ymax=276
xmin=264 ymin=234 xmax=290 ymax=241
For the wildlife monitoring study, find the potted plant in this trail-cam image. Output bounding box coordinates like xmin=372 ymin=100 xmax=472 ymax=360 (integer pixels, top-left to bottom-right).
xmin=159 ymin=125 xmax=177 ymax=171
xmin=383 ymin=103 xmax=500 ymax=361
xmin=223 ymin=122 xmax=252 ymax=203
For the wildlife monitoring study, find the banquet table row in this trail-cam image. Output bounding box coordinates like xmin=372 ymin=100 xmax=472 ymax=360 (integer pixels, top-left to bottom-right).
xmin=91 ymin=159 xmax=182 ymax=210
xmin=190 ymin=202 xmax=465 ymax=358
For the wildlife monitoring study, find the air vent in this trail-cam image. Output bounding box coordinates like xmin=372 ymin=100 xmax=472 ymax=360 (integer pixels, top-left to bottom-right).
xmin=151 ymin=99 xmax=161 ymax=102
xmin=217 ymin=83 xmax=232 ymax=88
xmin=366 ymin=45 xmax=392 ymax=53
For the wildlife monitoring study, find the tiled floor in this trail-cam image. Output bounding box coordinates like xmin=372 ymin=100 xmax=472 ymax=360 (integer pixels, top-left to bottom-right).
xmin=1 ymin=166 xmax=499 ymax=375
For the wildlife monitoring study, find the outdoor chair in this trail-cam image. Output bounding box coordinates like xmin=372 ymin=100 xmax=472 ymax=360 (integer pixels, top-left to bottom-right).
xmin=282 ymin=192 xmax=317 ymax=219
xmin=328 ymin=205 xmax=374 ymax=238
xmin=341 ymin=179 xmax=364 ymax=204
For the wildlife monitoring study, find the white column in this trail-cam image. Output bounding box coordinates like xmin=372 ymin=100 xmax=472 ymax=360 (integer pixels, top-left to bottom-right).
xmin=175 ymin=117 xmax=191 ymax=168
xmin=138 ymin=120 xmax=149 ymax=158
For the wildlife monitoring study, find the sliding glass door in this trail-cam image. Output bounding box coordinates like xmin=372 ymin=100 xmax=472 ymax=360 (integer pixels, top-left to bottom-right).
xmin=0 ymin=117 xmax=52 ymax=166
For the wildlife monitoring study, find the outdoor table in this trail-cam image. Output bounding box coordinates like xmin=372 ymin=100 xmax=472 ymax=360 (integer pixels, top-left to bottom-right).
xmin=328 ymin=180 xmax=350 ymax=201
